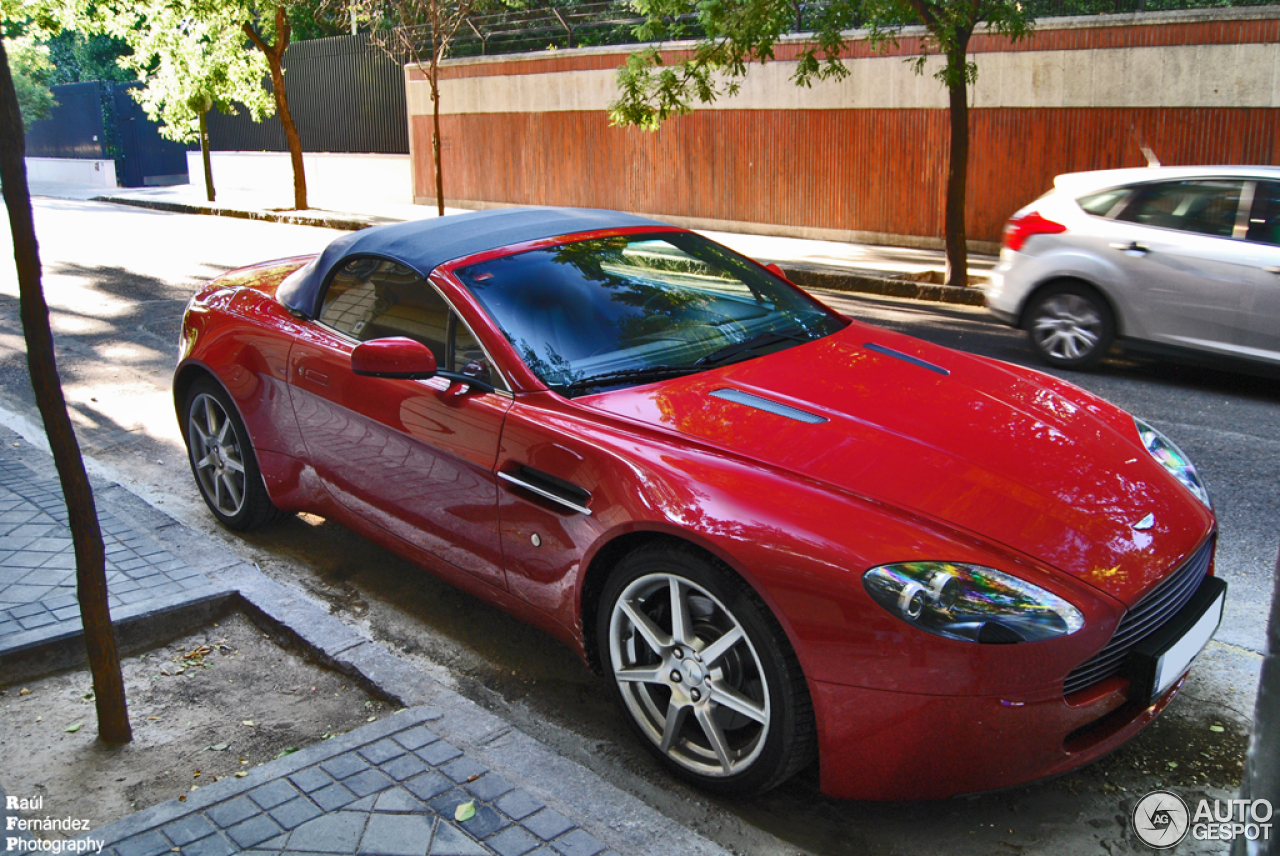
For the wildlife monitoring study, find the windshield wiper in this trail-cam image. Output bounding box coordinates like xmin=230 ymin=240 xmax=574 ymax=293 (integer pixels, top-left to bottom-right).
xmin=556 ymin=329 xmax=815 ymax=396
xmin=557 ymin=364 xmax=705 ymax=396
xmin=693 ymin=328 xmax=811 ymax=367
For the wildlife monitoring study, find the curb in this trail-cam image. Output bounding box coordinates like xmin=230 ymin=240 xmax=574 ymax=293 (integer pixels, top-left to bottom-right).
xmin=90 ymin=196 xmax=399 ymax=232
xmin=0 ymin=586 xmax=237 ymax=684
xmin=785 ymin=266 xmax=987 ymax=306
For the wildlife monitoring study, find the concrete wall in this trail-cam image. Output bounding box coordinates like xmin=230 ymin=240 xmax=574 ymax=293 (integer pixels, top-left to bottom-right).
xmin=406 ymin=8 xmax=1280 ymax=247
xmin=24 ymin=157 xmax=117 ymax=187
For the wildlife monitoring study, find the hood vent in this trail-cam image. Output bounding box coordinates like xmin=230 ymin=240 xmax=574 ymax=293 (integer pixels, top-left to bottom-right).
xmin=710 ymin=388 xmax=828 ymax=424
xmin=864 ymin=342 xmax=950 ymax=376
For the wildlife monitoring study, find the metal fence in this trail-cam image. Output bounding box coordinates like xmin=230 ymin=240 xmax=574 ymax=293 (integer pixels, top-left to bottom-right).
xmin=427 ymin=0 xmax=1278 ymax=58
xmin=23 ymin=81 xmax=189 ymax=186
xmin=207 ymin=34 xmax=409 ymax=154
xmin=24 ymin=82 xmax=107 ymax=159
xmin=436 ymin=2 xmax=654 ymax=57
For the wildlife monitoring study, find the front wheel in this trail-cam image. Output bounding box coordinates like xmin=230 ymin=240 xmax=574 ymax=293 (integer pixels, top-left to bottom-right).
xmin=598 ymin=546 xmax=815 ymax=795
xmin=183 ymin=378 xmax=281 ymax=531
xmin=1024 ymin=283 xmax=1116 ymax=370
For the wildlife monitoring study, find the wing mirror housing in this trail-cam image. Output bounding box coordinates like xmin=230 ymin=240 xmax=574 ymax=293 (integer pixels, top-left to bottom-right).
xmin=351 ymin=338 xmax=498 ymax=393
xmin=351 ymin=337 xmax=438 ymax=379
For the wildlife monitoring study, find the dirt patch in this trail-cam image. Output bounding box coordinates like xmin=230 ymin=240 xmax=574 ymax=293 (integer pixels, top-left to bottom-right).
xmin=0 ymin=612 xmax=389 ymax=838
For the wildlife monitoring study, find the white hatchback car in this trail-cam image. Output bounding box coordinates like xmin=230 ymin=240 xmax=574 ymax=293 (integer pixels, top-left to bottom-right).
xmin=983 ymin=166 xmax=1280 ymax=372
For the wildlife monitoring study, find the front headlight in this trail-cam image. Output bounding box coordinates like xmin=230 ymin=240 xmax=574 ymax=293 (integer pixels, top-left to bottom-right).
xmin=863 ymin=562 xmax=1084 ymax=644
xmin=1135 ymin=418 xmax=1211 ymax=508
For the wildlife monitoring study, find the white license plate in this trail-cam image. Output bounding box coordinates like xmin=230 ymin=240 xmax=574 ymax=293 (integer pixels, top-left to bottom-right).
xmin=1152 ymin=587 xmax=1225 ymax=698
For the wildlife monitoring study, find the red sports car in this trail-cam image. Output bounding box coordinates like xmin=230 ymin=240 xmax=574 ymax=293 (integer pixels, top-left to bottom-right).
xmin=175 ymin=207 xmax=1225 ymax=799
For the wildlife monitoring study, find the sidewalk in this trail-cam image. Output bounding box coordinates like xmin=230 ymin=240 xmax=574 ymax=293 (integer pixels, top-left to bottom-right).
xmin=28 ymin=180 xmax=995 ymax=306
xmin=0 ymin=424 xmax=731 ymax=856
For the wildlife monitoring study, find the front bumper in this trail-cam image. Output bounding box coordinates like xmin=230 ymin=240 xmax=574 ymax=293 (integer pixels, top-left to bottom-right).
xmin=812 ymin=671 xmax=1183 ymax=801
xmin=812 ymin=570 xmax=1225 ymax=801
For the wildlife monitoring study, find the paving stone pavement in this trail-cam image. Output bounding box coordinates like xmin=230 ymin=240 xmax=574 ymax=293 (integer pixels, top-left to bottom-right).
xmin=0 ymin=444 xmax=217 ymax=641
xmin=0 ymin=425 xmax=733 ymax=856
xmin=82 ymin=708 xmax=619 ymax=856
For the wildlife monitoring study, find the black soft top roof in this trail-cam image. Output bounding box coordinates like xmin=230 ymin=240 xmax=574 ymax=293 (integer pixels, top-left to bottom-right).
xmin=277 ymin=206 xmax=668 ymax=318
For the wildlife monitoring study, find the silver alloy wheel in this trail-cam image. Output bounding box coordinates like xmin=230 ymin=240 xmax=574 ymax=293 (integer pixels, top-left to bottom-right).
xmin=1031 ymin=293 xmax=1104 ymax=361
xmin=608 ymin=573 xmax=771 ymax=777
xmin=187 ymin=392 xmax=248 ymax=518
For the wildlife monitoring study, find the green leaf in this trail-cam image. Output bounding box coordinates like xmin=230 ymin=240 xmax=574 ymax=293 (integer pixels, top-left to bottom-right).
xmin=454 ymin=800 xmax=476 ymax=822
xmin=65 ymin=723 xmax=82 ymax=733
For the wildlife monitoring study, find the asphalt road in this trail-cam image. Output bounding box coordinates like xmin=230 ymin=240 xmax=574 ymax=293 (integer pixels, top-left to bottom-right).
xmin=1 ymin=198 xmax=1276 ymax=856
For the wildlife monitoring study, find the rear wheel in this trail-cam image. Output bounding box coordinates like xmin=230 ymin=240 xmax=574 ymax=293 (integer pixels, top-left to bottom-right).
xmin=1024 ymin=283 xmax=1115 ymax=370
xmin=598 ymin=545 xmax=815 ymax=795
xmin=183 ymin=378 xmax=281 ymax=531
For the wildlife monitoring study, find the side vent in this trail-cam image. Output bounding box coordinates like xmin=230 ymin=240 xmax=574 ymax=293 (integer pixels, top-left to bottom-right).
xmin=498 ymin=466 xmax=592 ymax=516
xmin=710 ymin=389 xmax=827 ymax=424
xmin=863 ymin=342 xmax=950 ymax=376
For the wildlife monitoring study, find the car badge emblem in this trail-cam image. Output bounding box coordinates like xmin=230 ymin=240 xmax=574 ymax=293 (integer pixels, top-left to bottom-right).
xmin=1132 ymin=513 xmax=1155 ymax=531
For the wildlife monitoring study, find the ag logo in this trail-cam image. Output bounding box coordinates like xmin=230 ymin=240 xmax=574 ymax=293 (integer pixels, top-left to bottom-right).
xmin=1133 ymin=790 xmax=1190 ymax=848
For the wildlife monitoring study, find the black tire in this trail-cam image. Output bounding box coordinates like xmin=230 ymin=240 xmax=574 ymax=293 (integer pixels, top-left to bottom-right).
xmin=597 ymin=544 xmax=815 ymax=795
xmin=182 ymin=377 xmax=282 ymax=531
xmin=1024 ymin=282 xmax=1116 ymax=370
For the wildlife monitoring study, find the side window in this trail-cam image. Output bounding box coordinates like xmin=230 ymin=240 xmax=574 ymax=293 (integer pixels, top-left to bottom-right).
xmin=1077 ymin=188 xmax=1131 ymax=217
xmin=1247 ymin=181 xmax=1280 ymax=246
xmin=451 ymin=318 xmax=487 ymax=370
xmin=1116 ymin=180 xmax=1244 ymax=238
xmin=319 ymin=257 xmax=506 ymax=389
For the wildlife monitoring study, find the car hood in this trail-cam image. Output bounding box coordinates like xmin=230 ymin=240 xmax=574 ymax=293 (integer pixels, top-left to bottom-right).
xmin=581 ymin=322 xmax=1214 ymax=605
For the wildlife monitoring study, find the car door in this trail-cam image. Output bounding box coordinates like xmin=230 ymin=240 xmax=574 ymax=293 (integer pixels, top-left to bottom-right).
xmin=287 ymin=257 xmax=513 ymax=589
xmin=1239 ymin=180 xmax=1280 ymax=364
xmin=1104 ymin=179 xmax=1251 ymax=356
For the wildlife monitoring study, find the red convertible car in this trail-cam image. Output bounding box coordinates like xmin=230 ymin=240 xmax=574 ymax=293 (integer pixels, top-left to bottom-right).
xmin=175 ymin=207 xmax=1225 ymax=799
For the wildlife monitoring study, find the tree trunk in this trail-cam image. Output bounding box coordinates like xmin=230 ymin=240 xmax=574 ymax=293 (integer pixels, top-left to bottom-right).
xmin=269 ymin=54 xmax=307 ymax=211
xmin=429 ymin=4 xmax=445 ymax=219
xmin=245 ymin=10 xmax=307 ymax=211
xmin=431 ymin=67 xmax=444 ymax=217
xmin=0 ymin=40 xmax=132 ymax=745
xmin=199 ymin=109 xmax=215 ymax=203
xmin=943 ymin=48 xmax=970 ymax=288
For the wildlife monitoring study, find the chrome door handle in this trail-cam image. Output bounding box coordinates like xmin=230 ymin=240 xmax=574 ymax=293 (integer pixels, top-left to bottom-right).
xmin=1109 ymin=241 xmax=1150 ymax=254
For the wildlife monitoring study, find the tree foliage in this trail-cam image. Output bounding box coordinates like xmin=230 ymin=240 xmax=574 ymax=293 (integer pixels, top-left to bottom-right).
xmin=4 ymin=35 xmax=56 ymax=130
xmin=43 ymin=30 xmax=134 ymax=84
xmin=90 ymin=0 xmax=273 ymax=144
xmin=71 ymin=0 xmax=310 ymax=208
xmin=610 ymin=0 xmax=1034 ymax=285
xmin=287 ymin=0 xmax=352 ymax=40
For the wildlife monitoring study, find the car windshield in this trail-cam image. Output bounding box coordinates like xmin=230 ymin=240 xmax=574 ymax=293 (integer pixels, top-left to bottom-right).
xmin=454 ymin=232 xmax=845 ymax=395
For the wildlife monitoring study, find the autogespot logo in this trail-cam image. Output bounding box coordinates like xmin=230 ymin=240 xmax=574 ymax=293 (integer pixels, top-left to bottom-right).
xmin=1134 ymin=790 xmax=1191 ymax=849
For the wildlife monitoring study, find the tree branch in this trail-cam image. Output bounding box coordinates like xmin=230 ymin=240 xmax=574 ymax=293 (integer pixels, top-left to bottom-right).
xmin=242 ymin=20 xmax=269 ymax=55
xmin=275 ymin=5 xmax=290 ymax=57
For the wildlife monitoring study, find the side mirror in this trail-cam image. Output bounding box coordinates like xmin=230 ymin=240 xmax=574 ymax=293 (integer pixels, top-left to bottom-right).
xmin=351 ymin=337 xmax=438 ymax=379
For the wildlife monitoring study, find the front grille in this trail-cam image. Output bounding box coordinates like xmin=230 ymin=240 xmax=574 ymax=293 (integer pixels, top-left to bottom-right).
xmin=1063 ymin=538 xmax=1214 ymax=696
